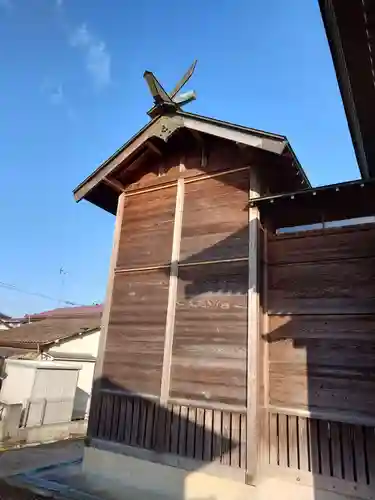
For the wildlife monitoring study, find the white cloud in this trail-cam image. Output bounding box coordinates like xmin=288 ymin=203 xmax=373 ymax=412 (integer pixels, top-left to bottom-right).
xmin=69 ymin=23 xmax=111 ymax=89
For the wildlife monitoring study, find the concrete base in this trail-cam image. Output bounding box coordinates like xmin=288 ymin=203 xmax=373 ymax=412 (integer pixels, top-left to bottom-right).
xmin=0 ymin=420 xmax=87 ymax=448
xmin=83 ymin=446 xmax=251 ymax=500
xmin=83 ymin=447 xmax=359 ymax=500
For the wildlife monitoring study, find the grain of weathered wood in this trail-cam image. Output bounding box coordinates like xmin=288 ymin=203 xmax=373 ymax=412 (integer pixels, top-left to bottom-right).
xmin=288 ymin=415 xmax=298 ymax=469
xmin=231 ymin=412 xmax=241 ymax=467
xmin=365 ymin=426 xmax=375 ymax=485
xmin=269 ymin=366 xmax=375 ymax=415
xmin=186 ymin=407 xmax=196 ymax=458
xmin=130 ymin=398 xmax=140 ymax=446
xmin=278 ymin=413 xmax=288 ymax=468
xmin=179 ymin=169 xmax=249 ymax=263
xmin=319 ymin=420 xmax=331 ymax=477
xmin=160 ymin=174 xmax=184 ymax=403
xmin=144 ymin=401 xmax=154 ymax=449
xmin=120 ymin=153 xmax=180 ymax=194
xmin=262 ymin=228 xmax=269 ymax=412
xmin=269 ymin=314 xmax=375 ymax=342
xmin=178 ymin=406 xmax=188 ymax=455
xmin=330 ymin=421 xmax=342 ymax=479
xmin=138 ymin=399 xmax=147 ymax=448
xmin=92 ymin=193 xmax=125 ymax=389
xmin=341 ymin=424 xmax=355 ymax=482
xmin=183 ymin=139 xmax=243 ymax=180
xmin=170 ymin=405 xmax=180 ymax=454
xmin=269 ymin=412 xmax=278 ymax=466
xmin=164 ymin=403 xmax=173 ymax=453
xmin=87 ymin=391 xmax=101 ymax=439
xmin=117 ymin=186 xmax=177 ymax=269
xmin=221 ymin=412 xmax=231 ymax=466
xmin=268 ymin=224 xmax=375 ymax=265
xmin=298 ymin=416 xmax=309 ymax=472
xmin=354 ymin=425 xmax=367 ymax=484
xmin=155 ymin=405 xmax=167 ymax=452
xmin=120 ymin=140 xmax=245 ymax=195
xmin=309 ymin=418 xmax=320 ymax=474
xmin=247 ymin=169 xmax=260 ymax=481
xmin=151 ymin=405 xmax=160 ymax=450
xmin=171 ymin=261 xmax=248 ymax=405
xmin=117 ymin=396 xmax=127 ymax=443
xmin=103 ymin=270 xmax=169 ymax=396
xmin=195 ymin=408 xmax=205 ymax=461
xmin=97 ymin=394 xmax=107 ymax=440
xmin=240 ymin=413 xmax=247 ymax=470
xmin=124 ymin=398 xmax=133 ymax=445
xmin=204 ymin=409 xmax=213 ymax=462
xmin=212 ymin=410 xmax=222 ymax=463
xmin=268 ymin=257 xmax=375 ymax=315
xmin=109 ymin=395 xmax=120 ymax=442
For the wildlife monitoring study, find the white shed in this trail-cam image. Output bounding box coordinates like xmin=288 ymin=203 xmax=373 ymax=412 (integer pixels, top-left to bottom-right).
xmin=0 ymin=359 xmax=81 ymax=427
xmin=0 ymin=305 xmax=101 ymax=422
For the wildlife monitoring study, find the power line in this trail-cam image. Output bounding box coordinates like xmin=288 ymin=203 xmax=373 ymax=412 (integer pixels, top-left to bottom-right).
xmin=0 ymin=281 xmax=84 ymax=307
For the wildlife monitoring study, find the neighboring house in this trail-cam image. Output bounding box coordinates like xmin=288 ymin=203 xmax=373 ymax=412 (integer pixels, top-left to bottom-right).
xmin=0 ymin=313 xmax=10 ymax=331
xmin=0 ymin=312 xmax=21 ymax=330
xmin=0 ymin=305 xmax=102 ymax=419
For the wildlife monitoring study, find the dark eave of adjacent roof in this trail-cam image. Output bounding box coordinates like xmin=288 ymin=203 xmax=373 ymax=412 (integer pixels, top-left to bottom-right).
xmin=319 ymin=0 xmax=375 ymax=179
xmin=251 ymin=177 xmax=375 ymax=229
xmin=73 ymin=110 xmax=310 ymax=210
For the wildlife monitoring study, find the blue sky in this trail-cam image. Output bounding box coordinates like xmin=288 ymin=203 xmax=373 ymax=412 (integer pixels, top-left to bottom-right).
xmin=0 ymin=0 xmax=358 ymax=317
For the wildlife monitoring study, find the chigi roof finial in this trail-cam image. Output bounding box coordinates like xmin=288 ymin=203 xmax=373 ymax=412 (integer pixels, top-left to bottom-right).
xmin=143 ymin=60 xmax=197 ymax=118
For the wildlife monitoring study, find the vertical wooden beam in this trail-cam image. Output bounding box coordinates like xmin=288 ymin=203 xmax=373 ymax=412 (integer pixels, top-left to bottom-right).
xmin=93 ymin=193 xmax=126 ymax=384
xmin=88 ymin=193 xmax=125 ymax=438
xmin=160 ymin=162 xmax=185 ymax=404
xmin=246 ymin=168 xmax=261 ymax=483
xmin=260 ymin=227 xmax=270 ymax=467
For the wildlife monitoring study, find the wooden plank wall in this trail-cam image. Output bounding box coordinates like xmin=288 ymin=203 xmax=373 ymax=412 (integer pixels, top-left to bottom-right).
xmin=170 ymin=170 xmax=250 ymax=406
xmin=102 ymin=186 xmax=177 ymax=396
xmin=92 ymin=141 xmax=254 ymax=474
xmin=263 ymin=223 xmax=375 ymax=496
xmin=267 ymin=224 xmax=375 ymax=415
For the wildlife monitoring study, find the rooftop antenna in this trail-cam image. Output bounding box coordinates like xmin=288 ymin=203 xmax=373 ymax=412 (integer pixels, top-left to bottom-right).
xmin=144 ymin=60 xmax=197 ymax=118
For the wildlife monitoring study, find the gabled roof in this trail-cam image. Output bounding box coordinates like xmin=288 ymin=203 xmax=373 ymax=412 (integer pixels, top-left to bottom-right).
xmin=0 ymin=313 xmax=101 ymax=349
xmin=73 ymin=110 xmax=310 ymax=214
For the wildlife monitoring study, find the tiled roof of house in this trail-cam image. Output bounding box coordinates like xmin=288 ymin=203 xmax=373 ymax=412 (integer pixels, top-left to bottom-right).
xmin=0 ymin=309 xmax=101 ymax=349
xmin=24 ymin=304 xmax=103 ymax=321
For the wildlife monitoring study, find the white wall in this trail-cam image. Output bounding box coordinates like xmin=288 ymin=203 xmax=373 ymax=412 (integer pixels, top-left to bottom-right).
xmin=49 ymin=329 xmax=100 ymax=357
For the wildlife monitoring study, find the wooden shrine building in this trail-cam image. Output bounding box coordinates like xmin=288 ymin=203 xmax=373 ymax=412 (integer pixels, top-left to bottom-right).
xmin=73 ymin=68 xmax=375 ymax=499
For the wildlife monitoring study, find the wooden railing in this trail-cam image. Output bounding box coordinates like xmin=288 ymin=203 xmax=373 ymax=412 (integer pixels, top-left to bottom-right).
xmin=88 ymin=390 xmax=247 ymax=470
xmin=264 ymin=409 xmax=375 ymax=499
